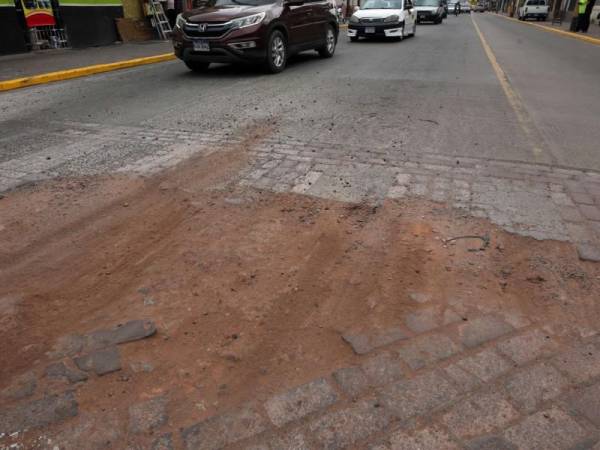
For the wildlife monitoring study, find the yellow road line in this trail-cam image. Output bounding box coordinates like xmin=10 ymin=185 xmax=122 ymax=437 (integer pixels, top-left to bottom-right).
xmin=471 ymin=15 xmax=546 ymax=159
xmin=496 ymin=13 xmax=600 ymax=46
xmin=0 ymin=52 xmax=176 ymax=92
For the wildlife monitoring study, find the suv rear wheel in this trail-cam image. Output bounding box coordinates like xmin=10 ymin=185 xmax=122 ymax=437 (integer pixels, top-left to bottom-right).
xmin=265 ymin=30 xmax=287 ymax=74
xmin=318 ymin=25 xmax=337 ymax=58
xmin=185 ymin=61 xmax=210 ymax=72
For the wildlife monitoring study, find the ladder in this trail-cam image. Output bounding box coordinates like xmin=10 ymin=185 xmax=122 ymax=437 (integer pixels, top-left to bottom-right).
xmin=148 ymin=0 xmax=172 ymax=40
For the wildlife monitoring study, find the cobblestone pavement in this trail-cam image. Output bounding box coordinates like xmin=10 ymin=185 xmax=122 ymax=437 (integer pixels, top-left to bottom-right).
xmin=3 ymin=120 xmax=599 ymax=260
xmin=207 ymin=312 xmax=600 ymax=450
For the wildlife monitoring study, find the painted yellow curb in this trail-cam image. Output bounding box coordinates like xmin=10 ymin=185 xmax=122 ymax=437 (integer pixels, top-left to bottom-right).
xmin=496 ymin=13 xmax=600 ymax=46
xmin=0 ymin=52 xmax=176 ymax=92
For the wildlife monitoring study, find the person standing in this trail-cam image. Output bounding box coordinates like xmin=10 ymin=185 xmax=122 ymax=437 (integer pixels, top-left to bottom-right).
xmin=576 ymin=0 xmax=588 ymax=31
xmin=166 ymin=0 xmax=176 ymax=28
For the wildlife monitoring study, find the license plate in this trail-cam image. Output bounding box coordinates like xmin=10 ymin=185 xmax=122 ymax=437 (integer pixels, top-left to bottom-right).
xmin=365 ymin=27 xmax=375 ymax=33
xmin=193 ymin=40 xmax=210 ymax=52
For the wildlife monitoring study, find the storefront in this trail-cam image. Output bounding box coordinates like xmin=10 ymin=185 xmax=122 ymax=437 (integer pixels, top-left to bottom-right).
xmin=0 ymin=0 xmax=123 ymax=54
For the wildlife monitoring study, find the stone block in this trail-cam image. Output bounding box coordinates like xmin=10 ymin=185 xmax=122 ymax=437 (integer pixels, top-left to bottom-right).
xmin=579 ymin=205 xmax=600 ymax=221
xmin=361 ymin=352 xmax=405 ymax=386
xmin=503 ymin=408 xmax=588 ymax=450
xmin=505 ymin=362 xmax=569 ymax=412
xmin=458 ymin=315 xmax=514 ymax=348
xmin=86 ymin=319 xmax=156 ymax=350
xmin=552 ymin=343 xmax=600 ymax=383
xmin=181 ymin=404 xmax=267 ymax=450
xmin=342 ymin=328 xmax=409 ymax=355
xmin=129 ymin=395 xmax=168 ymax=433
xmin=577 ymin=243 xmax=600 ymax=263
xmin=497 ymin=329 xmax=559 ymax=365
xmin=464 ymin=436 xmax=517 ymax=450
xmin=264 ymin=378 xmax=338 ymax=427
xmin=384 ymin=425 xmax=460 ymax=450
xmin=333 ymin=366 xmax=369 ymax=398
xmin=308 ymin=397 xmax=391 ymax=449
xmin=405 ymin=307 xmax=441 ymax=333
xmin=378 ymin=371 xmax=460 ymax=421
xmin=441 ymin=391 xmax=519 ymax=439
xmin=246 ymin=429 xmax=310 ymax=450
xmin=45 ymin=361 xmax=88 ymax=384
xmin=566 ymin=382 xmax=600 ymax=427
xmin=0 ymin=391 xmax=78 ymax=434
xmin=396 ymin=333 xmax=462 ymax=370
xmin=456 ymin=348 xmax=512 ymax=382
xmin=74 ymin=346 xmax=121 ymax=375
xmin=443 ymin=363 xmax=481 ymax=393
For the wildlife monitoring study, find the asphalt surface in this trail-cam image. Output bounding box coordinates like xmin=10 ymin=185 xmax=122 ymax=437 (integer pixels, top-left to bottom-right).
xmin=1 ymin=13 xmax=599 ymax=172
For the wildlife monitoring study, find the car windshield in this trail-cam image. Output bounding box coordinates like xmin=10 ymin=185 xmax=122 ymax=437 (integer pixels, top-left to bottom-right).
xmin=213 ymin=0 xmax=273 ymax=6
xmin=361 ymin=0 xmax=403 ymax=9
xmin=414 ymin=0 xmax=439 ymax=5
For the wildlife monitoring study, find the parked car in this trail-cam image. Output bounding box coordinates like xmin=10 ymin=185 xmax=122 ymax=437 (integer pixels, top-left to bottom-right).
xmin=414 ymin=0 xmax=445 ymax=23
xmin=172 ymin=0 xmax=339 ymax=73
xmin=517 ymin=0 xmax=548 ymax=21
xmin=471 ymin=3 xmax=486 ymax=12
xmin=348 ymin=0 xmax=417 ymax=41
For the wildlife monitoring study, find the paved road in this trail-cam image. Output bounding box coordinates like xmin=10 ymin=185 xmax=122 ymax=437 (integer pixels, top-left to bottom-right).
xmin=1 ymin=14 xmax=600 ymax=247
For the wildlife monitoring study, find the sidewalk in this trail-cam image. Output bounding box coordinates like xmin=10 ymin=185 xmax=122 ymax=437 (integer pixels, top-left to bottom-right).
xmin=495 ymin=11 xmax=600 ymax=39
xmin=0 ymin=40 xmax=173 ymax=82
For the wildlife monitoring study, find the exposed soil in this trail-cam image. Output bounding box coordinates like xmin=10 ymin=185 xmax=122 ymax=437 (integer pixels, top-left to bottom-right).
xmin=1 ymin=131 xmax=599 ymax=449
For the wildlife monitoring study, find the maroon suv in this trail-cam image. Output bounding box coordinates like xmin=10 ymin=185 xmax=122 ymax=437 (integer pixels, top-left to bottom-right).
xmin=172 ymin=0 xmax=339 ymax=73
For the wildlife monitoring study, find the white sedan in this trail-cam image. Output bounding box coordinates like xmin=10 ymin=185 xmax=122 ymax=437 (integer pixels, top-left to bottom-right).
xmin=348 ymin=0 xmax=417 ymax=41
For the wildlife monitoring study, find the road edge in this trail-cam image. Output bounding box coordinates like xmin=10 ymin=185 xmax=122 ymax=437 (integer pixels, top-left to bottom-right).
xmin=0 ymin=53 xmax=176 ymax=93
xmin=494 ymin=13 xmax=600 ymax=46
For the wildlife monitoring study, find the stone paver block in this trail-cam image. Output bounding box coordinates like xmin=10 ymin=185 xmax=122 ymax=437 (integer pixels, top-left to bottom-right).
xmin=378 ymin=371 xmax=460 ymax=420
xmin=579 ymin=204 xmax=600 ymax=221
xmin=342 ymin=327 xmax=408 ymax=355
xmin=86 ymin=319 xmax=157 ymax=350
xmin=73 ymin=346 xmax=121 ymax=375
xmin=0 ymin=390 xmax=78 ymax=434
xmin=384 ymin=425 xmax=460 ymax=450
xmin=246 ymin=429 xmax=310 ymax=450
xmin=577 ymin=243 xmax=600 ymax=263
xmin=308 ymin=397 xmax=391 ymax=449
xmin=333 ymin=366 xmax=369 ymax=398
xmin=129 ymin=395 xmax=168 ymax=433
xmin=443 ymin=363 xmax=481 ymax=393
xmin=181 ymin=404 xmax=268 ymax=450
xmin=505 ymin=362 xmax=569 ymax=412
xmin=396 ymin=333 xmax=462 ymax=370
xmin=566 ymin=382 xmax=600 ymax=427
xmin=405 ymin=307 xmax=442 ymax=333
xmin=552 ymin=343 xmax=600 ymax=383
xmin=361 ymin=352 xmax=405 ymax=386
xmin=503 ymin=408 xmax=588 ymax=450
xmin=572 ymin=192 xmax=596 ymax=205
xmin=151 ymin=433 xmax=174 ymax=450
xmin=45 ymin=361 xmax=88 ymax=384
xmin=497 ymin=329 xmax=559 ymax=365
xmin=264 ymin=378 xmax=338 ymax=427
xmin=458 ymin=315 xmax=514 ymax=348
xmin=456 ymin=348 xmax=512 ymax=382
xmin=464 ymin=436 xmax=517 ymax=450
xmin=441 ymin=391 xmax=519 ymax=439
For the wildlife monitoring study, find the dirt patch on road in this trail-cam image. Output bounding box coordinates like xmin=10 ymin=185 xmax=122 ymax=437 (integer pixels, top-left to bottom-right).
xmin=1 ymin=137 xmax=599 ymax=449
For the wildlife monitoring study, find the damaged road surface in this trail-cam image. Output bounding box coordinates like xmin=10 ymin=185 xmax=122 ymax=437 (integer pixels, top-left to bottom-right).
xmin=1 ymin=140 xmax=600 ymax=449
xmin=2 ymin=14 xmax=600 ymax=450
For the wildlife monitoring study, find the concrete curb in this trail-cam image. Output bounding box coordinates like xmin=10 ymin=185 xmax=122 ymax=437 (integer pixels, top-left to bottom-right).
xmin=0 ymin=52 xmax=176 ymax=93
xmin=495 ymin=13 xmax=600 ymax=46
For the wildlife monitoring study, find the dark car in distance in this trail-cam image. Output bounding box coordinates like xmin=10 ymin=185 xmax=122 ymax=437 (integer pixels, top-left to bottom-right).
xmin=172 ymin=0 xmax=339 ymax=73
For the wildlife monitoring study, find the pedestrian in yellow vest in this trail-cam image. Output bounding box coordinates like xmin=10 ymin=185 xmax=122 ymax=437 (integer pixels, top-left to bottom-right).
xmin=576 ymin=0 xmax=589 ymax=31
